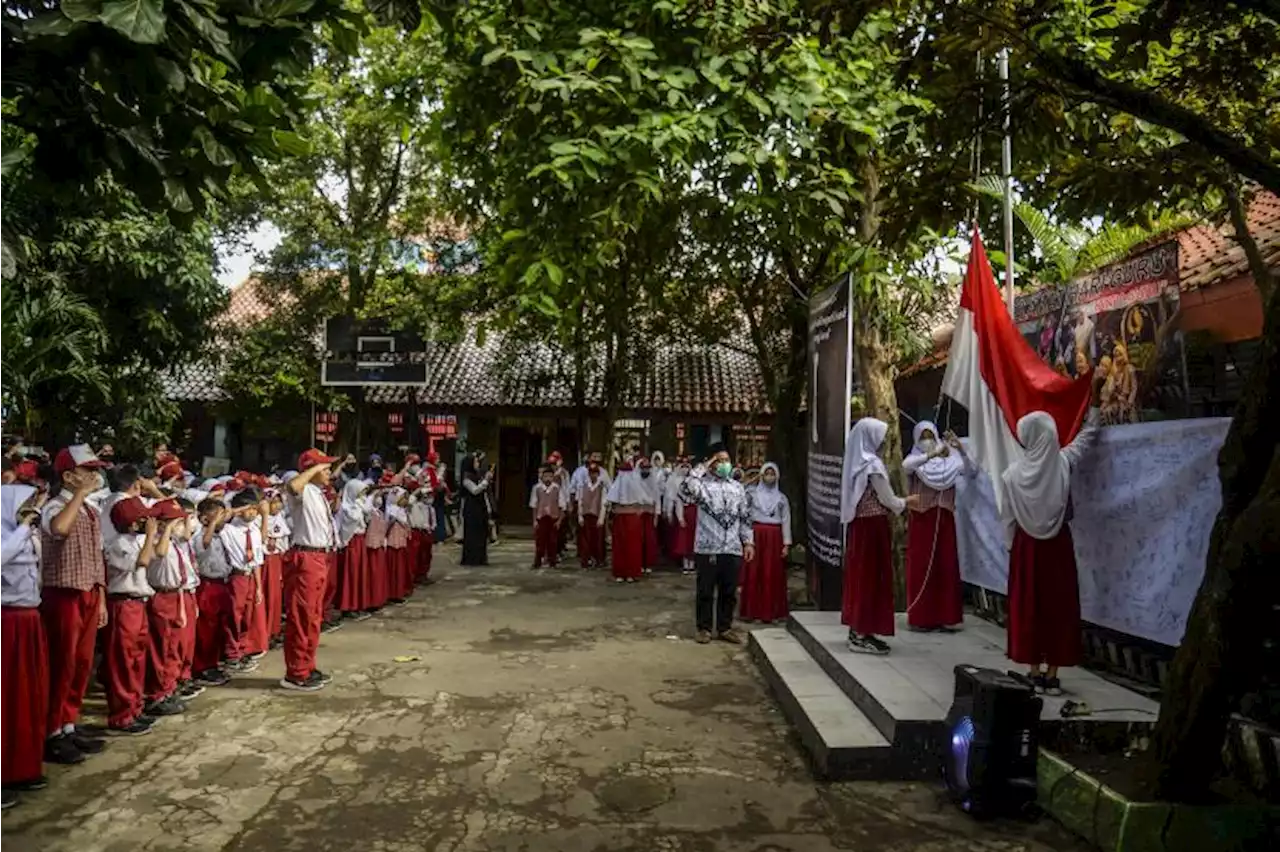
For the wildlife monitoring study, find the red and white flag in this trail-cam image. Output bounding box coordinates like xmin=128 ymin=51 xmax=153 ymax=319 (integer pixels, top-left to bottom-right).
xmin=941 ymin=231 xmax=1092 ymax=511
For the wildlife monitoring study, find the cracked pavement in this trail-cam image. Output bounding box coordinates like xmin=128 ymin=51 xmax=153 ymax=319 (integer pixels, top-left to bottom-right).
xmin=2 ymin=540 xmax=1088 ymax=852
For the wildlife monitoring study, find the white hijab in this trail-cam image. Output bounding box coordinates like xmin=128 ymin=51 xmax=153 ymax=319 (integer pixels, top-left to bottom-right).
xmin=606 ymin=466 xmax=651 ymax=507
xmin=751 ymin=462 xmax=785 ymax=516
xmin=904 ymin=420 xmax=965 ymax=492
xmin=840 ymin=418 xmax=889 ymax=524
xmin=337 ymin=479 xmax=369 ymax=544
xmin=0 ymin=483 xmax=36 ymax=532
xmin=664 ymin=464 xmax=689 ymax=513
xmin=1000 ymin=412 xmax=1072 ymax=542
xmin=385 ymin=487 xmax=409 ymax=525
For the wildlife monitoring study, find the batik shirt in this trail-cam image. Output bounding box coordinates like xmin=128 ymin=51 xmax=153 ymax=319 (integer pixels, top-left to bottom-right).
xmin=679 ymin=472 xmax=754 ymax=557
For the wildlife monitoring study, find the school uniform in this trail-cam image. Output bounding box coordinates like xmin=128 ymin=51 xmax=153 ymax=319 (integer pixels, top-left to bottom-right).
xmin=574 ymin=473 xmax=607 ymax=568
xmin=194 ymin=529 xmax=235 ymax=674
xmin=364 ymin=506 xmax=389 ymax=610
xmin=261 ymin=513 xmax=289 ymax=644
xmin=145 ymin=536 xmax=192 ymax=704
xmin=529 ymin=481 xmax=567 ymax=568
xmin=104 ymin=532 xmax=155 ymax=728
xmin=386 ymin=498 xmax=411 ymax=600
xmin=408 ymin=490 xmax=434 ymax=582
xmin=605 ymin=469 xmax=649 ymax=581
xmin=336 ymin=482 xmax=368 ymax=613
xmin=284 ymin=478 xmax=337 ymax=685
xmin=219 ymin=519 xmax=264 ymax=661
xmin=176 ymin=536 xmax=200 ymax=684
xmin=741 ymin=466 xmax=793 ymax=623
xmin=3 ymin=485 xmax=49 ymax=785
xmin=39 ymin=489 xmax=106 ymax=737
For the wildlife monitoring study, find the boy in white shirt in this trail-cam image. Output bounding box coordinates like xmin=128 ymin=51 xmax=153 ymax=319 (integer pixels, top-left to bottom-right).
xmin=218 ymin=491 xmax=268 ymax=674
xmin=193 ymin=499 xmax=233 ymax=687
xmin=173 ymin=498 xmax=204 ymax=701
xmin=144 ymin=499 xmax=193 ymax=717
xmin=103 ymin=497 xmax=159 ymax=736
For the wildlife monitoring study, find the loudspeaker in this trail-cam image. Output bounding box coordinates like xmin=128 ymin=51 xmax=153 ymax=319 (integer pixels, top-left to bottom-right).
xmin=943 ymin=664 xmax=1043 ymax=818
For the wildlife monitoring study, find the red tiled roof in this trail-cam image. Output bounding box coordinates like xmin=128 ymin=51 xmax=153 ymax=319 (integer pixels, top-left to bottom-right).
xmin=899 ymin=191 xmax=1280 ymax=377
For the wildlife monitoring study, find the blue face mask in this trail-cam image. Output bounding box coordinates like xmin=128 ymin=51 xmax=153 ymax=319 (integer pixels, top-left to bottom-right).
xmin=714 ymin=462 xmax=733 ymax=479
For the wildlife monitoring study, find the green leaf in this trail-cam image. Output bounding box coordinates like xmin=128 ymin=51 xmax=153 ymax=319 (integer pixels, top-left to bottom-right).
xmin=271 ymin=129 xmax=312 ymax=156
xmin=481 ymin=47 xmax=505 ymax=66
xmin=544 ymin=260 xmax=564 ymax=287
xmin=24 ymin=11 xmax=80 ymax=37
xmin=193 ymin=126 xmax=235 ymax=167
xmin=585 ymin=55 xmax=601 ymax=72
xmin=100 ymin=0 xmax=167 ymax=43
xmin=163 ymin=178 xmax=194 ymax=213
xmin=61 ymin=0 xmax=103 ymax=22
xmin=479 ymin=23 xmax=497 ymax=44
xmin=1 ymin=148 xmax=27 ymax=178
xmin=155 ymin=57 xmax=186 ymax=92
xmin=501 ymin=229 xmax=526 ymax=242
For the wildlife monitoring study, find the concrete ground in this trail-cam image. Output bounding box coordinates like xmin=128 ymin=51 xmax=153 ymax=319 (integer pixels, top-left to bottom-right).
xmin=3 ymin=540 xmax=1088 ymax=852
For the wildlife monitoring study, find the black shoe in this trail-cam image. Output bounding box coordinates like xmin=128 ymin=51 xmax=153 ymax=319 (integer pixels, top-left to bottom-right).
xmin=846 ymin=634 xmax=889 ymax=656
xmin=137 ymin=714 xmax=157 ymax=726
xmin=197 ymin=669 xmax=231 ymax=687
xmin=388 ymin=598 xmax=408 ymax=607
xmin=1044 ymin=676 xmax=1063 ymax=697
xmin=2 ymin=789 xmax=16 ymax=810
xmin=8 ymin=776 xmax=48 ymax=792
xmin=69 ymin=732 xmax=106 ymax=754
xmin=179 ymin=680 xmax=206 ymax=699
xmin=1032 ymin=674 xmax=1048 ymax=694
xmin=145 ymin=696 xmax=186 ymax=716
xmin=268 ymin=636 xmax=284 ymax=650
xmin=226 ymin=657 xmax=259 ymax=674
xmin=321 ymin=619 xmax=344 ymax=634
xmin=867 ymin=636 xmax=891 ymax=654
xmin=110 ymin=719 xmax=153 ymax=736
xmin=44 ymin=735 xmax=85 ymax=765
xmin=307 ymin=669 xmax=333 ymax=686
xmin=279 ymin=676 xmax=323 ymax=692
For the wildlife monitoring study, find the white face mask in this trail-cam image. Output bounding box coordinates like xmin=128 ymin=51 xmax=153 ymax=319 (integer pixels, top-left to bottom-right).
xmin=918 ymin=438 xmax=937 ymax=455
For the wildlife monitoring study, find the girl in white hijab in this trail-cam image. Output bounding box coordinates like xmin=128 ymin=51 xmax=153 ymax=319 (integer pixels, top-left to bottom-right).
xmin=839 ymin=418 xmax=916 ymax=655
xmin=335 ymin=480 xmax=371 ymax=620
xmin=741 ymin=463 xmax=793 ymax=623
xmin=665 ymin=458 xmax=696 ymax=574
xmin=2 ymin=483 xmax=50 ymax=800
xmin=1001 ymin=404 xmax=1100 ymax=695
xmin=902 ymin=421 xmax=974 ymax=632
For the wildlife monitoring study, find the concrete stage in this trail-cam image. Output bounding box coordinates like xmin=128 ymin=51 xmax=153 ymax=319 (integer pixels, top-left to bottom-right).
xmin=749 ymin=611 xmax=1160 ymax=781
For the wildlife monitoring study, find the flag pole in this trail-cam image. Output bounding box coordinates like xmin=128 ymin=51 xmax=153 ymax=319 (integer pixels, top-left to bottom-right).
xmin=999 ymin=47 xmax=1015 ymax=314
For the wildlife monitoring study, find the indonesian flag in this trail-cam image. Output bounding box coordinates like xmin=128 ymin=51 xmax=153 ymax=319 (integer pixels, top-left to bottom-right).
xmin=941 ymin=231 xmax=1092 ymax=512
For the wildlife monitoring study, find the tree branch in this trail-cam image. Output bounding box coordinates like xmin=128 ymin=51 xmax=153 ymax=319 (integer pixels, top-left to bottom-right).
xmin=1224 ymin=179 xmax=1276 ymax=304
xmin=1031 ymin=50 xmax=1280 ymax=194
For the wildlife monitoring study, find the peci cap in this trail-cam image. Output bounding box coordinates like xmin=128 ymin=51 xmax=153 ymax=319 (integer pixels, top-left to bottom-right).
xmin=152 ymin=498 xmax=187 ymax=521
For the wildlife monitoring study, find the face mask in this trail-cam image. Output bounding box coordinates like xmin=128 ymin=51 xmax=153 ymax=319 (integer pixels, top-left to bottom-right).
xmin=918 ymin=438 xmax=937 ymax=454
xmin=343 ymin=462 xmax=359 ymax=475
xmin=640 ymin=470 xmax=651 ymax=479
xmin=714 ymin=462 xmax=732 ymax=479
xmin=763 ymin=475 xmax=778 ymax=487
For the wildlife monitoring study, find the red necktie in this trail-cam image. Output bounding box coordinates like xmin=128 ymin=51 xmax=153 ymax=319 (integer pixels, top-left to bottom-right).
xmin=245 ymin=528 xmax=254 ymax=570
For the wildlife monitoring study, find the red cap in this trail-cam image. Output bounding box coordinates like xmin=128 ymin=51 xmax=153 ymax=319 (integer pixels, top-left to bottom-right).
xmin=426 ymin=451 xmax=440 ymax=464
xmin=547 ymin=451 xmax=562 ymax=463
xmin=12 ymin=460 xmax=41 ymax=484
xmin=379 ymin=471 xmax=397 ymax=487
xmin=54 ymin=444 xmax=107 ymax=476
xmin=152 ymin=499 xmax=187 ymax=521
xmin=110 ymin=496 xmax=154 ymax=532
xmin=404 ymin=453 xmax=421 ymax=465
xmin=158 ymin=460 xmax=185 ymax=481
xmin=298 ymin=448 xmax=337 ymax=470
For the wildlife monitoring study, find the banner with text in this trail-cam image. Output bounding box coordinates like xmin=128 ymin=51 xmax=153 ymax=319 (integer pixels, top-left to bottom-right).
xmin=807 ymin=275 xmax=854 ymax=611
xmin=954 ymin=417 xmax=1229 ymax=647
xmin=1014 ymin=240 xmax=1187 ymax=423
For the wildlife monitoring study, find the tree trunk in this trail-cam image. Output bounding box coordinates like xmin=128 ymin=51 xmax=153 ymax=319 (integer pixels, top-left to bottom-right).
xmin=853 ymin=324 xmax=909 ymax=606
xmin=1151 ymin=211 xmax=1280 ymax=802
xmin=768 ymin=302 xmax=811 ymax=546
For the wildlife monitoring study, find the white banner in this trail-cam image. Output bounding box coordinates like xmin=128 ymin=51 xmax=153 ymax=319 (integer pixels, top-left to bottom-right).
xmin=955 ymin=418 xmax=1231 ymax=647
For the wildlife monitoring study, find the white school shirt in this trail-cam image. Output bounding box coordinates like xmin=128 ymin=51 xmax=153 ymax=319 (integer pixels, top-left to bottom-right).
xmin=195 ymin=530 xmax=231 ymax=580
xmin=219 ymin=519 xmax=265 ymax=574
xmin=290 ymin=483 xmax=336 ymax=549
xmin=147 ymin=537 xmax=194 ymax=591
xmin=106 ymin=533 xmax=156 ymax=598
xmin=408 ymin=492 xmax=434 ymax=530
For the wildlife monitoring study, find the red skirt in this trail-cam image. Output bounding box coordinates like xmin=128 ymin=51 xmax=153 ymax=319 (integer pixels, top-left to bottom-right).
xmin=390 ymin=547 xmax=412 ymax=599
xmin=841 ymin=515 xmax=895 ymax=636
xmin=905 ymin=508 xmax=964 ymax=629
xmin=611 ymin=513 xmax=644 ymax=579
xmin=418 ymin=530 xmax=433 ymax=579
xmin=263 ymin=552 xmax=285 ymax=640
xmin=339 ymin=535 xmax=367 ymax=612
xmin=1007 ymin=525 xmax=1082 ymax=667
xmin=640 ymin=512 xmax=660 ymax=567
xmin=366 ymin=546 xmax=389 ymax=609
xmin=740 ymin=523 xmax=789 ymax=622
xmin=324 ymin=551 xmax=340 ymax=614
xmin=668 ymin=504 xmax=697 ymax=560
xmin=2 ymin=607 xmax=48 ymax=784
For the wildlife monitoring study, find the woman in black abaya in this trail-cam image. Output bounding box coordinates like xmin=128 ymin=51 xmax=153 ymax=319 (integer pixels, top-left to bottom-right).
xmin=459 ymin=452 xmax=492 ymax=566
